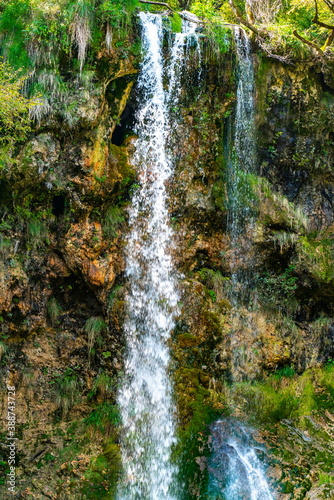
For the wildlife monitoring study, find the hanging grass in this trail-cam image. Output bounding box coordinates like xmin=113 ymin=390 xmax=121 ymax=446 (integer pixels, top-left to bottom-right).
xmin=53 ymin=367 xmax=82 ymax=417
xmin=85 ymin=316 xmax=107 ymax=356
xmin=47 ymin=297 xmax=62 ymax=325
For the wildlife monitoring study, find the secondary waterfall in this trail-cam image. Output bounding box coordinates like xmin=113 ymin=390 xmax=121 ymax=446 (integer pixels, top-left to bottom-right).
xmin=233 ymin=26 xmax=256 ymax=180
xmin=227 ymin=26 xmax=257 ymax=303
xmin=117 ymin=13 xmax=199 ymax=499
xmin=211 ymin=26 xmax=274 ymax=500
xmin=208 ymin=421 xmax=274 ymax=500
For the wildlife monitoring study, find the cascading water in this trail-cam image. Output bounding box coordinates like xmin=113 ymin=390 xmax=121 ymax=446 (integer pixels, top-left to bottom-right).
xmin=207 ymin=26 xmax=274 ymax=500
xmin=233 ymin=26 xmax=256 ymax=180
xmin=207 ymin=420 xmax=275 ymax=500
xmin=117 ymin=13 xmax=200 ymax=499
xmin=227 ymin=26 xmax=257 ymax=304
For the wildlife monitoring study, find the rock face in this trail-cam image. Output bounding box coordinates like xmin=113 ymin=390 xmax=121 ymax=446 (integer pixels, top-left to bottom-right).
xmin=0 ymin=15 xmax=333 ymax=500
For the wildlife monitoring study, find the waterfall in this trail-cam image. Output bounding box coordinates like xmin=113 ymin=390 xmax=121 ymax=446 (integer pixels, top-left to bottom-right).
xmin=208 ymin=421 xmax=275 ymax=500
xmin=227 ymin=27 xmax=257 ymax=304
xmin=209 ymin=27 xmax=274 ymax=500
xmin=117 ymin=13 xmax=199 ymax=499
xmin=233 ymin=26 xmax=256 ymax=180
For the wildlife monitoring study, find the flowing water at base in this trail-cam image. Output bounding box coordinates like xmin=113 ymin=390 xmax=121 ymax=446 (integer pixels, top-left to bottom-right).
xmin=208 ymin=420 xmax=275 ymax=500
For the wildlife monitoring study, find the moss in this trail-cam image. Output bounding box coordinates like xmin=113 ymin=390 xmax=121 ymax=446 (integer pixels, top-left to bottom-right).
xmin=102 ymin=205 xmax=125 ymax=239
xmin=47 ymin=297 xmax=62 ymax=326
xmin=84 ymin=402 xmax=120 ymax=434
xmin=53 ymin=367 xmax=83 ymax=418
xmin=211 ymin=182 xmax=226 ymax=211
xmin=255 ymin=175 xmax=308 ymax=231
xmin=109 ymin=143 xmax=136 ymax=195
xmin=227 ymin=365 xmax=334 ymax=425
xmin=81 ymin=448 xmax=121 ymax=499
xmin=174 ymin=367 xmax=220 ymax=500
xmin=172 ymin=286 xmax=228 ymax=499
xmin=177 ymin=333 xmax=201 ymax=348
xmin=318 ymin=473 xmax=334 ymax=486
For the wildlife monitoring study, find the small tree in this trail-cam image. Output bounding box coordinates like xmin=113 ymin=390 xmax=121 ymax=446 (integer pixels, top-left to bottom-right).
xmin=0 ymin=61 xmax=36 ymax=168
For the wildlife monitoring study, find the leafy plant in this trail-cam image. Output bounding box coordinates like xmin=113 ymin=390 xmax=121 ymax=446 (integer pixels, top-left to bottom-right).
xmin=0 ymin=61 xmax=37 ymax=167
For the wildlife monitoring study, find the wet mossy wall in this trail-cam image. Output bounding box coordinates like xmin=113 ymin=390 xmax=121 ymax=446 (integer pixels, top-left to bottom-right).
xmin=0 ymin=14 xmax=333 ymax=499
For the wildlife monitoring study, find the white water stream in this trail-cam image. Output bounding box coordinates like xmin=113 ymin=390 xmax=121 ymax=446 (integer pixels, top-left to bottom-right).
xmin=227 ymin=26 xmax=257 ymax=306
xmin=117 ymin=13 xmax=199 ymax=500
xmin=208 ymin=27 xmax=274 ymax=500
xmin=208 ymin=421 xmax=275 ymax=500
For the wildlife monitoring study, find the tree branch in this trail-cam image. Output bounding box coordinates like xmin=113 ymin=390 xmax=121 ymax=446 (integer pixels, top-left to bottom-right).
xmin=179 ymin=11 xmax=202 ymax=24
xmin=293 ymin=30 xmax=324 ymax=55
xmin=313 ymin=17 xmax=334 ymax=29
xmin=228 ymin=0 xmax=264 ymax=36
xmin=313 ymin=0 xmax=334 ymax=29
xmin=323 ymin=28 xmax=334 ymax=49
xmin=323 ymin=0 xmax=334 ymax=14
xmin=139 ymin=0 xmax=173 ymax=9
xmin=258 ymin=40 xmax=294 ymax=64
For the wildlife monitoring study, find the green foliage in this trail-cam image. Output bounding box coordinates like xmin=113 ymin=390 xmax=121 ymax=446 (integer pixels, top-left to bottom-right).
xmin=80 ymin=442 xmax=122 ymax=499
xmin=174 ymin=367 xmax=220 ymax=499
xmin=192 ymin=0 xmax=223 ymax=20
xmin=0 ymin=236 xmax=11 ymax=258
xmin=211 ymin=180 xmax=226 ymax=211
xmin=13 ymin=202 xmax=51 ymax=249
xmin=318 ymin=473 xmax=334 ymax=486
xmin=197 ymin=267 xmax=228 ymax=302
xmin=206 ymin=23 xmax=231 ymax=55
xmin=274 ymin=366 xmax=295 ymax=379
xmin=230 ymin=364 xmax=334 ymax=425
xmin=0 ymin=0 xmax=32 ymax=69
xmin=173 ymin=307 xmax=226 ymax=499
xmin=84 ymin=402 xmax=120 ymax=433
xmin=89 ymin=372 xmax=116 ymax=399
xmin=170 ymin=12 xmax=182 ymax=33
xmin=296 ymin=235 xmax=334 ymax=282
xmin=0 ymin=62 xmax=36 ymax=167
xmin=256 ymin=175 xmax=309 ymax=231
xmin=99 ymin=0 xmax=139 ymax=27
xmin=189 ymin=0 xmax=334 ymax=60
xmin=27 ymin=219 xmax=49 ymax=248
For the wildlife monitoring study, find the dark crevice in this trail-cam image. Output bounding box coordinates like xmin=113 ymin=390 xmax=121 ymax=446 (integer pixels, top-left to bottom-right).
xmin=52 ymin=195 xmax=66 ymax=216
xmin=111 ymin=103 xmax=136 ymax=146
